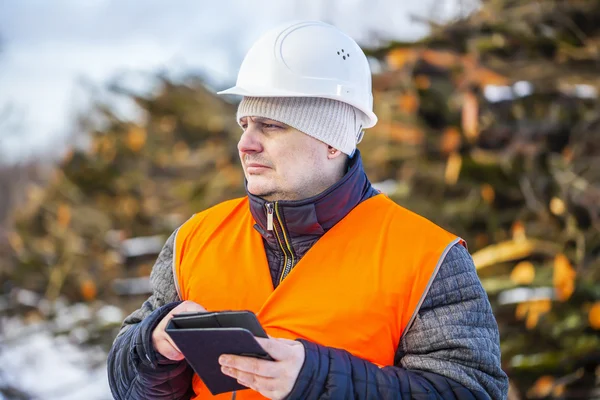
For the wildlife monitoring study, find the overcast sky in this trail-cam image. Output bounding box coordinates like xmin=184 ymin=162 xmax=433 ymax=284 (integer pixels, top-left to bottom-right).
xmin=0 ymin=0 xmax=471 ymax=163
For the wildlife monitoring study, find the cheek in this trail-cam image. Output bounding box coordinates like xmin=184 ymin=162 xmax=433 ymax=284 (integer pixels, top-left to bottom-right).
xmin=281 ymin=155 xmax=316 ymax=186
xmin=270 ymin=136 xmax=320 ymax=183
xmin=277 ymin=147 xmax=304 ymax=173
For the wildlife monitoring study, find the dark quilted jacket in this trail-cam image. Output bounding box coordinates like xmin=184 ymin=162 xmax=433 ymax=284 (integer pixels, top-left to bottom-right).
xmin=107 ymin=151 xmax=509 ymax=399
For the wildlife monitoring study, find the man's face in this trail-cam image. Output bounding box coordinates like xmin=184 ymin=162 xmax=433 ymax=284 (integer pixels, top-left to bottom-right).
xmin=238 ymin=116 xmax=335 ymax=202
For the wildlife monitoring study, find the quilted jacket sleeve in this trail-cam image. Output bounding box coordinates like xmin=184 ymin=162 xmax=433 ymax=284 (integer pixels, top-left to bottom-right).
xmin=285 ymin=244 xmax=509 ymax=400
xmin=107 ymin=229 xmax=193 ymax=400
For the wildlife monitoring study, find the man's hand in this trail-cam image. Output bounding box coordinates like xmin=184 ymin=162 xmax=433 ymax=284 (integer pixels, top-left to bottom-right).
xmin=152 ymin=300 xmax=206 ymax=360
xmin=219 ymin=337 xmax=305 ymax=400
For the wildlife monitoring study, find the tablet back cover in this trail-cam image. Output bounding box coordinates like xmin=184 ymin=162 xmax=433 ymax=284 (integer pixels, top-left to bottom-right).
xmin=165 ymin=322 xmax=269 ymax=395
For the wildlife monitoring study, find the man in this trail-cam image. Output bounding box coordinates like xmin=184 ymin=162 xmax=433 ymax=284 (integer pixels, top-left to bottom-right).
xmin=108 ymin=20 xmax=508 ymax=399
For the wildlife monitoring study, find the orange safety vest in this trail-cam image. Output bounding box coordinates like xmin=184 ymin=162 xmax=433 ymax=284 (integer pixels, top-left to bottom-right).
xmin=173 ymin=194 xmax=464 ymax=399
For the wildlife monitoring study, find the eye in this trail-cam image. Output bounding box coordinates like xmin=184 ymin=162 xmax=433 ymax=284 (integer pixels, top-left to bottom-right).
xmin=240 ymin=123 xmax=248 ymax=130
xmin=262 ymin=123 xmax=282 ymax=129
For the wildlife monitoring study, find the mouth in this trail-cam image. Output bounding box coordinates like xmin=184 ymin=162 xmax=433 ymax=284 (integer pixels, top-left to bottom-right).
xmin=246 ymin=163 xmax=269 ymax=168
xmin=246 ymin=163 xmax=271 ymax=174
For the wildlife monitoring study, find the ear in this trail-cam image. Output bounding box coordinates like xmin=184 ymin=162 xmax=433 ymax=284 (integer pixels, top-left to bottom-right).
xmin=327 ymin=146 xmax=344 ymax=159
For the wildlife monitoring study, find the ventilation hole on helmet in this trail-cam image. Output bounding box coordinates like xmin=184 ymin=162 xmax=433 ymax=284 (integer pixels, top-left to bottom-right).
xmin=348 ymin=54 xmax=350 ymax=57
xmin=343 ymin=56 xmax=346 ymax=60
xmin=342 ymin=49 xmax=345 ymax=53
xmin=337 ymin=51 xmax=340 ymax=55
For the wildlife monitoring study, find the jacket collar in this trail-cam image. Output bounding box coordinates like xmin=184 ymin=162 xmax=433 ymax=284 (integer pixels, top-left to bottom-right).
xmin=248 ymin=150 xmax=377 ymax=245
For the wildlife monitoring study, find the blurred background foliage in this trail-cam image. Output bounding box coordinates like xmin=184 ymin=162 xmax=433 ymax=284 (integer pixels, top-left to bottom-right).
xmin=1 ymin=0 xmax=599 ymax=398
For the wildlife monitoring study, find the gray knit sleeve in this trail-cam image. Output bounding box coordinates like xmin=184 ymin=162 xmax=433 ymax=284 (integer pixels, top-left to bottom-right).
xmin=396 ymin=244 xmax=509 ymax=399
xmin=108 ymin=228 xmax=194 ymax=400
xmin=117 ymin=228 xmax=180 ymax=336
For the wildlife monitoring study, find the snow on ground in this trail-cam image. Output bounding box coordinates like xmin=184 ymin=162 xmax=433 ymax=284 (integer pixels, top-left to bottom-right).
xmin=0 ymin=326 xmax=111 ymax=399
xmin=0 ymin=302 xmax=123 ymax=400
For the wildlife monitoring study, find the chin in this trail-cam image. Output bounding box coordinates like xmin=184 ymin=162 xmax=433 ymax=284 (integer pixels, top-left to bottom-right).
xmin=246 ymin=180 xmax=274 ymax=197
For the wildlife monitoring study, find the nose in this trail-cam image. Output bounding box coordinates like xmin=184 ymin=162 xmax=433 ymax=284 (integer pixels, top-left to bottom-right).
xmin=237 ymin=124 xmax=263 ymax=154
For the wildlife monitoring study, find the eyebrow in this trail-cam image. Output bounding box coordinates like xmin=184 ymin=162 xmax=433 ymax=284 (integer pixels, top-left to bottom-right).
xmin=240 ymin=116 xmax=285 ymax=125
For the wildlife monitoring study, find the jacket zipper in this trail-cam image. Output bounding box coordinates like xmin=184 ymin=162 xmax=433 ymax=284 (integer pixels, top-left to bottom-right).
xmin=275 ymin=202 xmax=295 ymax=283
xmin=265 ymin=202 xmax=295 ymax=284
xmin=266 ymin=203 xmax=274 ymax=231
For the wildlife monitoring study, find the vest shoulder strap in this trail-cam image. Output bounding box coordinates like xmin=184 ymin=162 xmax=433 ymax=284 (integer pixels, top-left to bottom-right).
xmin=172 ymin=197 xmax=248 ymax=299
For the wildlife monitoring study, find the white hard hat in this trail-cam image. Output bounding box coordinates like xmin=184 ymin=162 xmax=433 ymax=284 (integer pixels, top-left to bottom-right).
xmin=218 ymin=20 xmax=378 ymax=128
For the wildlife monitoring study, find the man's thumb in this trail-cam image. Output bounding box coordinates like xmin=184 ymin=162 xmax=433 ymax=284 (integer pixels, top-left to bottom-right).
xmin=255 ymin=337 xmax=292 ymax=360
xmin=179 ymin=301 xmax=206 ymax=312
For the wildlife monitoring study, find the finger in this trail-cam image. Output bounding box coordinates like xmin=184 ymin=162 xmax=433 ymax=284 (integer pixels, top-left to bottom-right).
xmin=221 ymin=367 xmax=277 ymax=394
xmin=255 ymin=337 xmax=293 ymax=361
xmin=153 ymin=328 xmax=180 ymax=357
xmin=221 ymin=366 xmax=256 ymax=387
xmin=274 ymin=337 xmax=298 ymax=345
xmin=219 ymin=355 xmax=277 ymax=378
xmin=155 ymin=318 xmax=183 ymax=354
xmin=163 ymin=332 xmax=182 ymax=354
xmin=157 ymin=339 xmax=184 ymax=361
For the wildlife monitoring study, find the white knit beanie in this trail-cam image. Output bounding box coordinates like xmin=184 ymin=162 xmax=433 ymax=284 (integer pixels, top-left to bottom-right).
xmin=237 ymin=97 xmax=366 ymax=156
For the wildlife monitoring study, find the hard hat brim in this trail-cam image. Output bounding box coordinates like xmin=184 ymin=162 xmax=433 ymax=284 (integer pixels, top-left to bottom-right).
xmin=217 ymin=85 xmax=378 ymax=128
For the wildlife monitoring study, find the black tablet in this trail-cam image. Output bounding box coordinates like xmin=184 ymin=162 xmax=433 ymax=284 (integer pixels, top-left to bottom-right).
xmin=165 ymin=310 xmax=274 ymax=394
xmin=170 ymin=310 xmax=269 ymax=338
